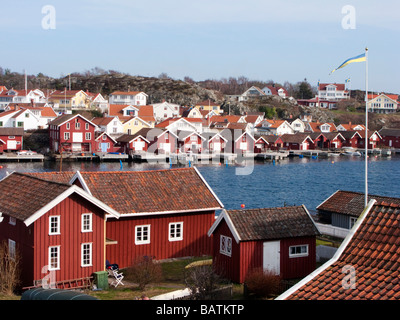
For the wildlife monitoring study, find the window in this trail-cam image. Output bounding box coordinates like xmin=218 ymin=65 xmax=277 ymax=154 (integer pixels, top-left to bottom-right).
xmin=8 ymin=239 xmax=16 ymax=260
xmin=81 ymin=213 xmax=92 ymax=232
xmin=289 ymin=245 xmax=309 ymax=257
xmin=85 ymin=123 xmax=89 ymax=130
xmin=49 ymin=246 xmax=60 ymax=270
xmin=64 ymin=132 xmax=70 ymax=140
xmin=190 ymin=135 xmax=197 ymax=141
xmin=25 ymin=113 xmax=29 ymax=118
xmin=220 ymin=235 xmax=232 ymax=257
xmin=85 ymin=132 xmax=91 ymax=140
xmin=350 ymin=217 xmax=358 ymax=229
xmin=8 ymin=136 xmax=15 ymax=139
xmin=135 ymin=225 xmax=150 ymax=245
xmin=9 ymin=216 xmax=16 ymax=226
xmin=66 ymin=122 xmax=70 ymax=129
xmin=102 ymin=135 xmax=107 ymax=141
xmin=81 ymin=243 xmax=92 ymax=267
xmin=17 ymin=122 xmax=23 ymax=127
xmin=169 ymin=222 xmax=183 ymax=241
xmin=75 ymin=121 xmax=80 ymax=129
xmin=0 ymin=121 xmax=3 ymax=127
xmin=49 ymin=216 xmax=60 ymax=235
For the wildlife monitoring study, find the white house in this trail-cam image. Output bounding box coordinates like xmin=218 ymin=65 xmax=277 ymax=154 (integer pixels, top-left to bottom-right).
xmin=290 ymin=118 xmax=306 ymax=133
xmin=262 ymin=86 xmax=288 ymax=98
xmin=367 ymin=93 xmax=399 ymax=114
xmin=108 ymin=91 xmax=148 ymax=106
xmin=318 ymin=83 xmax=349 ymax=101
xmin=88 ymin=92 xmax=109 ymax=112
xmin=0 ymin=108 xmax=41 ymax=131
xmin=255 ymin=119 xmax=294 ymax=135
xmin=152 ymin=101 xmax=180 ymax=123
xmin=91 ymin=116 xmax=124 ymax=135
xmin=0 ymin=89 xmax=47 ymax=110
xmin=156 ymin=117 xmax=201 ymax=134
xmin=239 ymin=86 xmax=265 ymax=102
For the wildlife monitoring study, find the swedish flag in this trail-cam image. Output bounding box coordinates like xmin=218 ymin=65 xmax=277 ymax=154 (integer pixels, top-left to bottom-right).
xmin=330 ymin=53 xmax=366 ymax=74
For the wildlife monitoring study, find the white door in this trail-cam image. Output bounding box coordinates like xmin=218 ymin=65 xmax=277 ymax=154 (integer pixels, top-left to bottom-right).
xmin=7 ymin=140 xmax=17 ymax=150
xmin=134 ymin=141 xmax=144 ymax=151
xmin=213 ymin=142 xmax=221 ymax=152
xmin=73 ymin=132 xmax=83 ymax=142
xmin=163 ymin=143 xmax=171 ymax=153
xmin=72 ymin=143 xmax=81 ymax=151
xmin=263 ymin=241 xmax=280 ymax=275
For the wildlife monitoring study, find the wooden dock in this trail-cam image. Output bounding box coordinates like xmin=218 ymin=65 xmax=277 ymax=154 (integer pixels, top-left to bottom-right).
xmin=0 ymin=153 xmax=45 ymax=162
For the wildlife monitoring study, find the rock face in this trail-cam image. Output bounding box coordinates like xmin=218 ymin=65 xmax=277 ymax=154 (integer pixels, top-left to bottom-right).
xmin=64 ymin=74 xmax=223 ymax=106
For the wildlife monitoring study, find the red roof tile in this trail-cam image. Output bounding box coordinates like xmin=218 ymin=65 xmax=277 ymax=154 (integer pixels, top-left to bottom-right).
xmin=278 ymin=201 xmax=400 ymax=300
xmin=73 ymin=168 xmax=223 ymax=215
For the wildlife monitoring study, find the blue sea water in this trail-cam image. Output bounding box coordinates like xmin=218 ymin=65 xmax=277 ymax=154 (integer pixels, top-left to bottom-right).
xmin=1 ymin=155 xmax=399 ymax=213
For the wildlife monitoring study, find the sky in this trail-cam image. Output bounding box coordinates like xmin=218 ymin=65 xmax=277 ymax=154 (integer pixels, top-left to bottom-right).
xmin=1 ymin=0 xmax=400 ymax=93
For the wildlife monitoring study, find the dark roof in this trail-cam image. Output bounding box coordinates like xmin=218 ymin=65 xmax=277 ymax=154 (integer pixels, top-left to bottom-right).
xmin=280 ymin=133 xmax=312 ymax=144
xmin=225 ymin=206 xmax=320 ymax=241
xmin=116 ymin=128 xmax=157 ymax=143
xmin=281 ymin=201 xmax=400 ymax=300
xmin=0 ymin=172 xmax=71 ymax=221
xmin=317 ymin=190 xmax=400 ymax=217
xmin=25 ymin=171 xmax=75 ymax=184
xmin=379 ymin=127 xmax=400 ymax=137
xmin=0 ymin=127 xmax=24 ymax=136
xmin=75 ymin=168 xmax=223 ymax=214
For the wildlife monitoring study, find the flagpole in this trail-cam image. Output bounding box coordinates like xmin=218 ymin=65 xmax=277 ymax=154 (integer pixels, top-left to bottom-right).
xmin=365 ymin=47 xmax=369 ymax=207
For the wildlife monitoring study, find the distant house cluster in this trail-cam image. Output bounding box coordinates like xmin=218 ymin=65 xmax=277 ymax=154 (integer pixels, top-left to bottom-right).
xmin=0 ymin=84 xmax=398 ymax=156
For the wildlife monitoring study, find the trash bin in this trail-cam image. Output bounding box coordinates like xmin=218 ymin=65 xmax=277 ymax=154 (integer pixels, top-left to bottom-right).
xmin=94 ymin=271 xmax=109 ymax=290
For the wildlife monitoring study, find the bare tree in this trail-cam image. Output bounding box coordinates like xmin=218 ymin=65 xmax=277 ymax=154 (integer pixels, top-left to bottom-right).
xmin=184 ymin=264 xmax=221 ymax=300
xmin=0 ymin=240 xmax=21 ymax=295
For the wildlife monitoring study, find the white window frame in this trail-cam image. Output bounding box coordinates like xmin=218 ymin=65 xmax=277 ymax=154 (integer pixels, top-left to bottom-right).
xmin=48 ymin=246 xmax=60 ymax=270
xmin=135 ymin=225 xmax=150 ymax=245
xmin=289 ymin=244 xmax=309 ymax=258
xmin=81 ymin=243 xmax=92 ymax=267
xmin=64 ymin=132 xmax=70 ymax=140
xmin=85 ymin=132 xmax=91 ymax=140
xmin=85 ymin=123 xmax=89 ymax=130
xmin=81 ymin=213 xmax=92 ymax=233
xmin=9 ymin=216 xmax=16 ymax=226
xmin=220 ymin=235 xmax=232 ymax=257
xmin=66 ymin=122 xmax=70 ymax=130
xmin=169 ymin=222 xmax=183 ymax=242
xmin=49 ymin=216 xmax=60 ymax=235
xmin=349 ymin=216 xmax=358 ymax=229
xmin=8 ymin=239 xmax=16 ymax=260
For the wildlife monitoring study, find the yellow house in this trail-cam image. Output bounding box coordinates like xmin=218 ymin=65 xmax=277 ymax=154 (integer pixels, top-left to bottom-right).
xmin=195 ymin=100 xmax=222 ymax=114
xmin=48 ymin=90 xmax=91 ymax=109
xmin=122 ymin=116 xmax=152 ymax=135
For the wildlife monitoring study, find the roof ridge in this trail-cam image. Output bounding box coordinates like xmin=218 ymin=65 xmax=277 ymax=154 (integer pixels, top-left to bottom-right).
xmin=14 ymin=172 xmax=72 ymax=188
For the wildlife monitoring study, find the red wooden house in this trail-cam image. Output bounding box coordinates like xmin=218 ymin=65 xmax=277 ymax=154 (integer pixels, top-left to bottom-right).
xmin=48 ymin=114 xmax=98 ymax=153
xmin=0 ymin=127 xmax=24 ymax=153
xmin=0 ymin=172 xmax=120 ymax=289
xmin=379 ymin=128 xmax=400 ymax=148
xmin=280 ymin=133 xmax=315 ymax=150
xmin=69 ymin=168 xmax=224 ymax=269
xmin=95 ymin=132 xmax=120 ymax=153
xmin=207 ymin=206 xmax=320 ymax=283
xmin=176 ymin=130 xmax=205 ymax=153
xmin=116 ymin=128 xmax=152 ymax=154
xmin=321 ymin=132 xmax=345 ymax=149
xmin=201 ymin=132 xmax=228 ymax=153
xmin=254 ymin=137 xmax=269 ymax=153
xmin=340 ymin=130 xmax=363 ymax=148
xmin=356 ymin=130 xmax=382 ymax=149
xmin=262 ymin=135 xmax=284 ymax=150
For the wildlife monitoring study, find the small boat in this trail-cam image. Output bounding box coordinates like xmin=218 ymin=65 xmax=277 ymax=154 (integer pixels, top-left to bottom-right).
xmin=341 ymin=147 xmax=362 ymax=156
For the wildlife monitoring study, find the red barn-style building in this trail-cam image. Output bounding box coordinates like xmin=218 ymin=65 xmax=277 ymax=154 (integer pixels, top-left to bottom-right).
xmin=69 ymin=168 xmax=224 ymax=269
xmin=0 ymin=127 xmax=24 ymax=153
xmin=0 ymin=172 xmax=120 ymax=289
xmin=201 ymin=132 xmax=227 ymax=154
xmin=208 ymin=206 xmax=320 ymax=283
xmin=378 ymin=128 xmax=400 ymax=148
xmin=95 ymin=132 xmax=120 ymax=153
xmin=48 ymin=114 xmax=98 ymax=153
xmin=177 ymin=130 xmax=205 ymax=153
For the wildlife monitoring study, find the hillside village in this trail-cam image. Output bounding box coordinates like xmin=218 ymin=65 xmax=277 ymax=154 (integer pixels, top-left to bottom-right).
xmin=0 ymin=75 xmax=399 ymax=159
xmin=1 ymin=73 xmax=400 ymax=301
